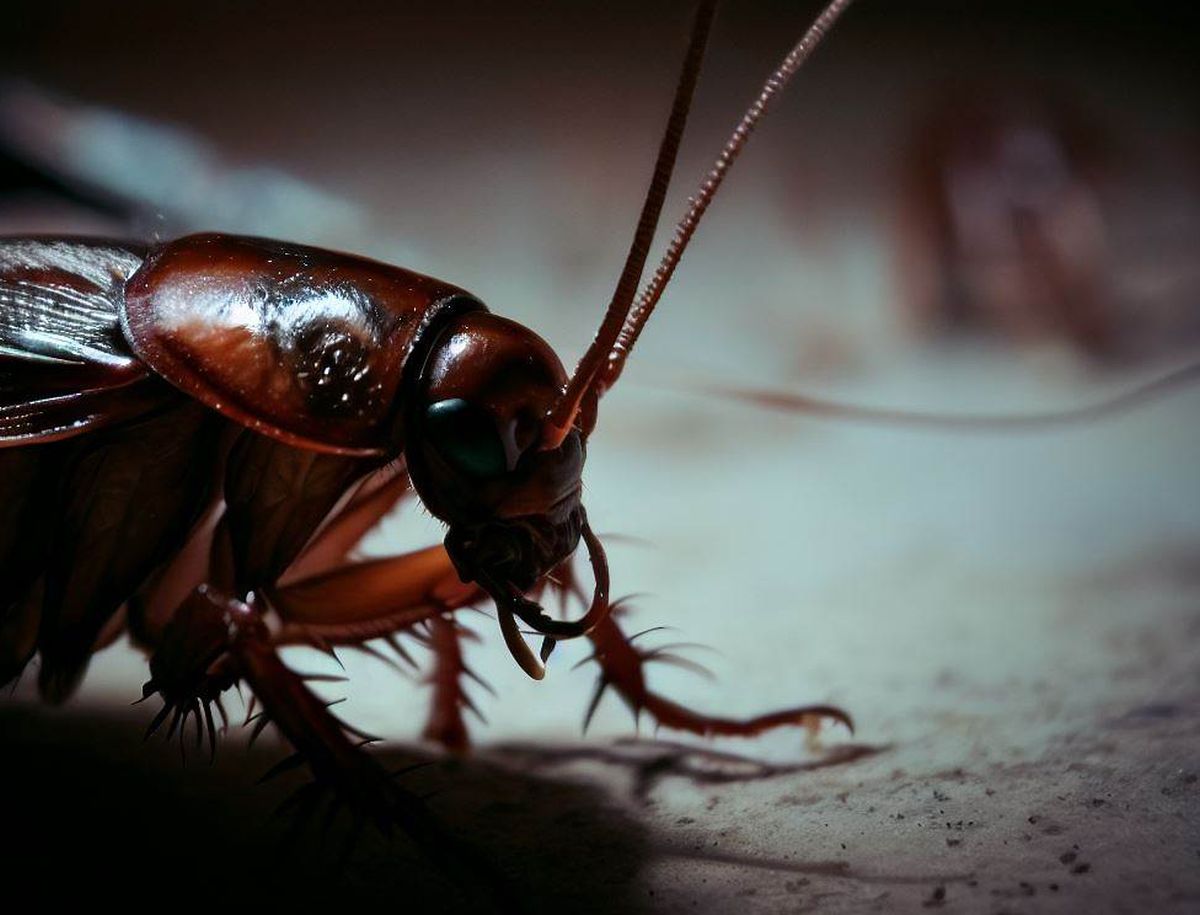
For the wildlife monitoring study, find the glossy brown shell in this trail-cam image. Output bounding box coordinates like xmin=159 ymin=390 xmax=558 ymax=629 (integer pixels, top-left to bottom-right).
xmin=122 ymin=234 xmax=481 ymax=456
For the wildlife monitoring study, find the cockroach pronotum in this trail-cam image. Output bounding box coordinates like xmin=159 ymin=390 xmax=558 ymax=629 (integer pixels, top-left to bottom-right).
xmin=2 ymin=0 xmax=1196 ymax=887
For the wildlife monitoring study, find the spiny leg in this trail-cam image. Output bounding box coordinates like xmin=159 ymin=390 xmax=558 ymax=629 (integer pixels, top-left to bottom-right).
xmin=270 ymin=543 xmax=480 ymax=649
xmin=142 ymin=544 xmax=485 ymax=776
xmin=580 ymin=611 xmax=852 ymax=744
xmin=140 ymin=460 xmax=440 ymax=750
xmin=271 ymin=545 xmax=493 ymax=752
xmin=144 ymin=462 xmax=483 ymax=753
xmin=148 ymin=586 xmax=516 ymax=911
xmin=421 ymin=614 xmax=492 ymax=753
xmin=137 ymin=450 xmax=509 ymax=896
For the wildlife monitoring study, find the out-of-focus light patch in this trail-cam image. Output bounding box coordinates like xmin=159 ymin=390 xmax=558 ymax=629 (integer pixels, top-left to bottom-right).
xmin=0 ymin=81 xmax=394 ymax=254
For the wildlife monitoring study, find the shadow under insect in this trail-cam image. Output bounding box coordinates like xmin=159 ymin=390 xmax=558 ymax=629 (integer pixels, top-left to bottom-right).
xmin=0 ymin=704 xmax=883 ymax=913
xmin=0 ymin=705 xmax=648 ymax=912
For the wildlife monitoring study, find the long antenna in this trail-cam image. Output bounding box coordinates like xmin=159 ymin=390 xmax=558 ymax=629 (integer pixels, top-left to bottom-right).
xmin=599 ymin=0 xmax=857 ymax=393
xmin=703 ymin=358 xmax=1200 ymax=431
xmin=542 ymin=0 xmax=718 ymax=449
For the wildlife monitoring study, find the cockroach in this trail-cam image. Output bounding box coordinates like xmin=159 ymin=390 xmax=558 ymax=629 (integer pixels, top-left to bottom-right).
xmin=1 ymin=0 xmax=1195 ymax=877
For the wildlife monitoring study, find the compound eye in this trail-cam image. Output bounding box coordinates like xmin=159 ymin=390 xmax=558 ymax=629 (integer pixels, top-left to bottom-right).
xmin=425 ymin=398 xmax=508 ymax=478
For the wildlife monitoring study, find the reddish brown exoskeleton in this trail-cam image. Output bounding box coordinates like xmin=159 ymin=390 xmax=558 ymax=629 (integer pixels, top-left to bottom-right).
xmin=0 ymin=0 xmax=862 ymax=848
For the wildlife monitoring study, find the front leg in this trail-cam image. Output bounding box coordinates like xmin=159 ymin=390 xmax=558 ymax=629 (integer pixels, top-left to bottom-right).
xmin=582 ymin=612 xmax=853 ymax=743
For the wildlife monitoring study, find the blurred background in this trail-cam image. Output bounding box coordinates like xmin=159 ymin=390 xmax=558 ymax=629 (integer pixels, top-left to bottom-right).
xmin=2 ymin=1 xmax=1198 ymax=911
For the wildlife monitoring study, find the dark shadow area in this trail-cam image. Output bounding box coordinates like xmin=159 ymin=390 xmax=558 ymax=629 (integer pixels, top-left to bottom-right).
xmin=0 ymin=703 xmax=655 ymax=914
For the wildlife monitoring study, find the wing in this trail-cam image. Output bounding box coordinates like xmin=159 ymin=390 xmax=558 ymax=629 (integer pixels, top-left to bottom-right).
xmin=0 ymin=237 xmax=176 ymax=445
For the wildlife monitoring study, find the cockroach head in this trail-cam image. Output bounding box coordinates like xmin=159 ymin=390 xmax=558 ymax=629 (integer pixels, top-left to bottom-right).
xmin=405 ymin=310 xmax=609 ymax=679
xmin=406 ymin=311 xmax=585 ymax=544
